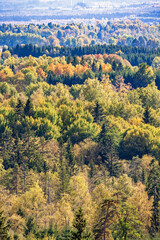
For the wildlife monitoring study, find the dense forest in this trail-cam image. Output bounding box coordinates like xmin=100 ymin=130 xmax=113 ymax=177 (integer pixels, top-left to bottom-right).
xmin=0 ymin=20 xmax=159 ymax=48
xmin=0 ymin=47 xmax=160 ymax=240
xmin=6 ymin=44 xmax=160 ymax=67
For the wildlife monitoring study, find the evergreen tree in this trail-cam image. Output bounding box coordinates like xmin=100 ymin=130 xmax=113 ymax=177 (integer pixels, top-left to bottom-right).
xmin=98 ymin=124 xmax=122 ymax=176
xmin=15 ymin=99 xmax=24 ymax=121
xmin=143 ymin=106 xmax=151 ymax=124
xmin=67 ymin=55 xmax=72 ymax=64
xmin=92 ymin=101 xmax=104 ymax=123
xmin=112 ymin=61 xmax=117 ymax=71
xmin=73 ymin=55 xmax=79 ymax=66
xmin=66 ymin=139 xmax=76 ymax=176
xmin=146 ymin=159 xmax=160 ymax=236
xmin=80 ymin=56 xmax=85 ymax=66
xmin=0 ymin=210 xmax=12 ymax=240
xmin=93 ymin=198 xmax=119 ymax=240
xmin=72 ymin=207 xmax=90 ymax=240
xmin=24 ymin=98 xmax=34 ymax=117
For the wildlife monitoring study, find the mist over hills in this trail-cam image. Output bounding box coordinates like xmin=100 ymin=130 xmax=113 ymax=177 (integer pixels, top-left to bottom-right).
xmin=0 ymin=0 xmax=159 ymax=23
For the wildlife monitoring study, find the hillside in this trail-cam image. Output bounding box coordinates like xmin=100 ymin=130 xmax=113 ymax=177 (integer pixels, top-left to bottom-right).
xmin=0 ymin=49 xmax=160 ymax=239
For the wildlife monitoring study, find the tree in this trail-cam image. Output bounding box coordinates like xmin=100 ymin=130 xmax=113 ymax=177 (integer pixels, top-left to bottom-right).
xmin=92 ymin=101 xmax=104 ymax=123
xmin=133 ymin=63 xmax=155 ymax=88
xmin=146 ymin=159 xmax=160 ymax=236
xmin=65 ymin=139 xmax=76 ymax=176
xmin=24 ymin=99 xmax=34 ymax=117
xmin=73 ymin=55 xmax=79 ymax=67
xmin=67 ymin=55 xmax=72 ymax=64
xmin=143 ymin=106 xmax=151 ymax=124
xmin=129 ymin=156 xmax=143 ymax=183
xmin=93 ymin=198 xmax=119 ymax=240
xmin=71 ymin=207 xmax=90 ymax=240
xmin=113 ymin=203 xmax=142 ymax=240
xmin=98 ymin=124 xmax=122 ymax=177
xmin=0 ymin=210 xmax=12 ymax=240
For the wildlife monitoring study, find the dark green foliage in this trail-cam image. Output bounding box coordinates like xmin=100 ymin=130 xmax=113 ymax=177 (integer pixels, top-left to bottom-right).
xmin=0 ymin=211 xmax=12 ymax=240
xmin=24 ymin=98 xmax=34 ymax=117
xmin=65 ymin=139 xmax=76 ymax=176
xmin=113 ymin=203 xmax=142 ymax=240
xmin=143 ymin=106 xmax=151 ymax=124
xmin=67 ymin=55 xmax=72 ymax=64
xmin=92 ymin=101 xmax=104 ymax=123
xmin=132 ymin=63 xmax=155 ymax=88
xmin=73 ymin=55 xmax=79 ymax=66
xmin=98 ymin=124 xmax=123 ymax=177
xmin=9 ymin=44 xmax=160 ymax=67
xmin=72 ymin=207 xmax=90 ymax=240
xmin=146 ymin=160 xmax=160 ymax=236
xmin=57 ymin=228 xmax=72 ymax=240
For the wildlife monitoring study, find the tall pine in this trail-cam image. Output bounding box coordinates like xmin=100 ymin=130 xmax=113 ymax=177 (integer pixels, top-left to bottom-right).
xmin=146 ymin=159 xmax=160 ymax=236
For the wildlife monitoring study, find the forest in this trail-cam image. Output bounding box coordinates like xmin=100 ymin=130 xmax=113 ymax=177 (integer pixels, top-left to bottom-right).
xmin=0 ymin=45 xmax=160 ymax=240
xmin=0 ymin=20 xmax=159 ymax=48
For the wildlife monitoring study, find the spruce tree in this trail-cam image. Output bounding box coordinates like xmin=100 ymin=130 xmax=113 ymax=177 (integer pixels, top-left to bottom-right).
xmin=93 ymin=198 xmax=119 ymax=240
xmin=66 ymin=139 xmax=76 ymax=176
xmin=146 ymin=159 xmax=160 ymax=236
xmin=73 ymin=55 xmax=79 ymax=66
xmin=67 ymin=54 xmax=72 ymax=64
xmin=93 ymin=101 xmax=104 ymax=123
xmin=24 ymin=98 xmax=34 ymax=117
xmin=143 ymin=106 xmax=151 ymax=124
xmin=72 ymin=207 xmax=90 ymax=240
xmin=98 ymin=124 xmax=122 ymax=177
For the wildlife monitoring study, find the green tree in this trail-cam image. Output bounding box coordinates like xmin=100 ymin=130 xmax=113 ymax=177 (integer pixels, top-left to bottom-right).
xmin=72 ymin=207 xmax=90 ymax=240
xmin=92 ymin=101 xmax=104 ymax=124
xmin=146 ymin=159 xmax=160 ymax=236
xmin=98 ymin=124 xmax=122 ymax=176
xmin=24 ymin=98 xmax=34 ymax=117
xmin=65 ymin=139 xmax=76 ymax=176
xmin=93 ymin=198 xmax=119 ymax=240
xmin=113 ymin=203 xmax=142 ymax=240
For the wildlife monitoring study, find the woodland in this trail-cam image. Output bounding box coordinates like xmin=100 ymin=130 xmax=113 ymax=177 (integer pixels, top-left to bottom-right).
xmin=0 ymin=19 xmax=160 ymax=240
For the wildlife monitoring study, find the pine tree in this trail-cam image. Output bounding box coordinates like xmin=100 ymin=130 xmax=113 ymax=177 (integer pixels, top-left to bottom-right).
xmin=143 ymin=106 xmax=151 ymax=124
xmin=0 ymin=210 xmax=12 ymax=240
xmin=146 ymin=159 xmax=160 ymax=236
xmin=24 ymin=98 xmax=34 ymax=117
xmin=93 ymin=198 xmax=119 ymax=240
xmin=73 ymin=55 xmax=79 ymax=66
xmin=66 ymin=139 xmax=76 ymax=176
xmin=15 ymin=99 xmax=24 ymax=121
xmin=98 ymin=124 xmax=122 ymax=177
xmin=92 ymin=101 xmax=104 ymax=123
xmin=67 ymin=55 xmax=72 ymax=64
xmin=72 ymin=207 xmax=90 ymax=240
xmin=80 ymin=56 xmax=85 ymax=66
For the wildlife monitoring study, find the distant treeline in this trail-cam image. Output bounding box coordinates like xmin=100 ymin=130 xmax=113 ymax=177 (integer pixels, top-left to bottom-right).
xmin=7 ymin=44 xmax=160 ymax=66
